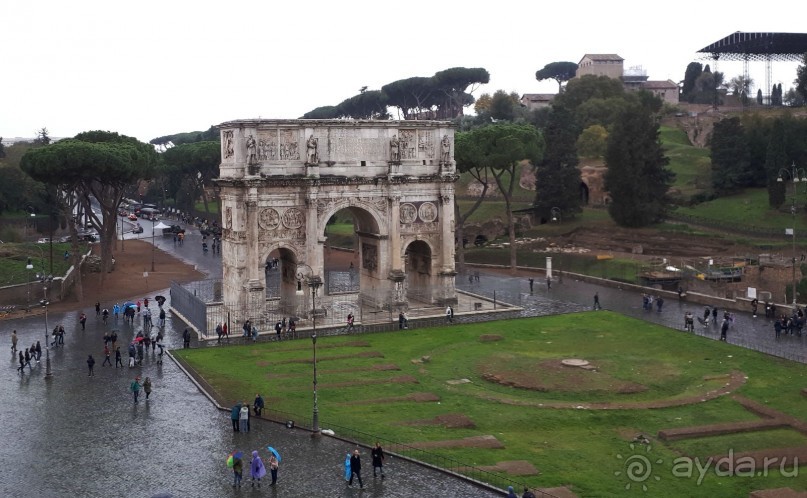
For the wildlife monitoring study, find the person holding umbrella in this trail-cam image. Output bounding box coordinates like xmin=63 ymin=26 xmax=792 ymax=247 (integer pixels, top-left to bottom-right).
xmin=267 ymin=452 xmax=279 ymax=486
xmin=230 ymin=451 xmax=244 ymax=487
xmin=253 ymin=394 xmax=265 ymax=417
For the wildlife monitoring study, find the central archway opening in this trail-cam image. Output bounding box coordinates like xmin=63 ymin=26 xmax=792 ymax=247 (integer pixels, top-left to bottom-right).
xmin=263 ymin=247 xmax=299 ymax=324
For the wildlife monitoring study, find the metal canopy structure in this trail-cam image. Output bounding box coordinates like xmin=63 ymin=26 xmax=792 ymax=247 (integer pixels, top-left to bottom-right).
xmin=697 ymin=32 xmax=807 ymax=62
xmin=697 ymin=32 xmax=807 ymax=105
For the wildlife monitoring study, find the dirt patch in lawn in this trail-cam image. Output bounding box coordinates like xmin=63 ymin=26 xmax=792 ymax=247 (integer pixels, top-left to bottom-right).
xmin=479 ymin=334 xmax=504 ymax=342
xmin=267 ymin=351 xmax=383 ymax=365
xmin=401 ymin=413 xmax=476 ymax=429
xmin=460 ymin=460 xmax=538 ymax=476
xmin=481 ymin=358 xmax=647 ymax=395
xmin=410 ymin=434 xmax=504 ymax=450
xmin=324 ymin=374 xmax=418 ymax=389
xmin=472 ymin=370 xmax=746 ymax=410
xmin=341 ymin=392 xmax=439 ymax=405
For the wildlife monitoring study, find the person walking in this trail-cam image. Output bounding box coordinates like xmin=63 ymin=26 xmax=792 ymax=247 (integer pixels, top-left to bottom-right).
xmin=250 ymin=450 xmax=266 ymax=488
xmin=216 ymin=322 xmax=224 ymax=344
xmin=87 ymin=354 xmax=96 ymax=376
xmin=507 ymin=486 xmax=518 ymax=498
xmin=253 ymin=394 xmax=265 ymax=417
xmin=593 ymin=292 xmax=601 ymax=310
xmin=102 ymin=345 xmax=112 ymax=366
xmin=528 ymin=278 xmax=534 ymax=293
xmin=398 ymin=312 xmax=405 ymax=330
xmin=348 ymin=449 xmax=364 ymax=488
xmin=546 ymin=275 xmax=551 ymax=289
xmin=268 ymin=454 xmax=279 ymax=485
xmin=232 ymin=451 xmax=244 ymax=488
xmin=95 ymin=301 xmax=101 ymax=317
xmin=130 ymin=376 xmax=141 ymax=403
xmin=720 ymin=318 xmax=729 ymax=342
xmin=371 ymin=441 xmax=385 ymax=478
xmin=115 ymin=347 xmax=123 ymax=368
xmin=24 ymin=349 xmax=33 ymax=370
xmin=522 ymin=487 xmax=537 ymax=498
xmin=11 ymin=330 xmax=18 ymax=353
xmin=239 ymin=402 xmax=250 ymax=433
xmin=231 ymin=401 xmax=242 ymax=432
xmin=182 ymin=328 xmax=191 ymax=349
xmin=751 ymin=298 xmax=758 ymax=317
xmin=656 ymin=296 xmax=664 ymax=312
xmin=34 ymin=341 xmax=41 ymax=362
xmin=346 ymin=313 xmax=355 ymax=332
xmin=143 ymin=377 xmax=152 ymax=400
xmin=158 ymin=307 xmax=166 ymax=328
xmin=79 ymin=312 xmax=87 ymax=330
xmin=17 ymin=351 xmax=25 ymax=374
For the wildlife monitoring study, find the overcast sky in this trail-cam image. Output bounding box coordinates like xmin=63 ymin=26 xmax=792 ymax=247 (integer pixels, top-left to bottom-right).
xmin=2 ymin=1 xmax=804 ymax=143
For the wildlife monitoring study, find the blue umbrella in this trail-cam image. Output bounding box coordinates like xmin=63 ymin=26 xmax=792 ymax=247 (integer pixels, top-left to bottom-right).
xmin=123 ymin=301 xmax=135 ymax=309
xmin=266 ymin=446 xmax=281 ymax=462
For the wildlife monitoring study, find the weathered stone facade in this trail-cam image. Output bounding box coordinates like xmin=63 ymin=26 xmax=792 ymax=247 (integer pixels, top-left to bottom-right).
xmin=215 ymin=119 xmax=458 ymax=325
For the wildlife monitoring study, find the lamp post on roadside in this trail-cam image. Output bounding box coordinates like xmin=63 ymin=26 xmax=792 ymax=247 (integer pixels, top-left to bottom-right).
xmin=38 ymin=273 xmax=54 ymax=379
xmin=777 ymin=162 xmax=806 ymax=305
xmin=296 ymin=263 xmax=323 ymax=435
xmin=26 ymin=258 xmax=33 ymax=310
xmin=151 ymin=217 xmax=156 ymax=272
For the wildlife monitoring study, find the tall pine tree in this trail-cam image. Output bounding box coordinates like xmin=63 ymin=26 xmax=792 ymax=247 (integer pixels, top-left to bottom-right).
xmin=710 ymin=117 xmax=751 ymax=194
xmin=604 ymin=103 xmax=674 ymax=227
xmin=533 ymin=105 xmax=582 ymax=219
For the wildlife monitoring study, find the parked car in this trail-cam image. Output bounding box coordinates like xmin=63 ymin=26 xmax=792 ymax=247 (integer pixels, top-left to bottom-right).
xmin=163 ymin=225 xmax=185 ymax=236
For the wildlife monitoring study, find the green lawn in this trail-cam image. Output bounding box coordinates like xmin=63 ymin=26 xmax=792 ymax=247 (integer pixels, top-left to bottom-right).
xmin=676 ymin=188 xmax=807 ymax=232
xmin=0 ymin=242 xmax=77 ymax=286
xmin=660 ymin=126 xmax=712 ymax=200
xmin=175 ymin=312 xmax=807 ymax=497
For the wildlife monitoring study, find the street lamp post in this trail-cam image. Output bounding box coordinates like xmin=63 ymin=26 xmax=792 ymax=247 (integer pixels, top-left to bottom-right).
xmin=151 ymin=218 xmax=156 ymax=272
xmin=777 ymin=162 xmax=806 ymax=305
xmin=296 ymin=263 xmax=323 ymax=435
xmin=39 ymin=274 xmax=54 ymax=379
xmin=26 ymin=258 xmax=33 ymax=310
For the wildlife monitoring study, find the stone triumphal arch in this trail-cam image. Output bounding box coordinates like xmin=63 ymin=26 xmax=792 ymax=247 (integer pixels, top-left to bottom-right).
xmin=215 ymin=119 xmax=458 ymax=328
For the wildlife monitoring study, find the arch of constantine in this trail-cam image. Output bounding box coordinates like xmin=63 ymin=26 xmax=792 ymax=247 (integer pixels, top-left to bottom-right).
xmin=215 ymin=119 xmax=458 ymax=328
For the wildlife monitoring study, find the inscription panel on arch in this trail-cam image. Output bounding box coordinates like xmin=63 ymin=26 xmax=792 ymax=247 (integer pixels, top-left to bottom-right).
xmin=329 ymin=129 xmax=386 ymax=162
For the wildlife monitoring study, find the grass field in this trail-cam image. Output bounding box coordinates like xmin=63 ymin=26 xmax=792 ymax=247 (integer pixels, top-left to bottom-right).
xmin=175 ymin=312 xmax=807 ymax=497
xmin=0 ymin=242 xmax=76 ymax=286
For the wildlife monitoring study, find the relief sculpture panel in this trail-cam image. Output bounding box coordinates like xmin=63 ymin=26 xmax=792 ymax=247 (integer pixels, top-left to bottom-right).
xmin=281 ymin=207 xmax=305 ymax=229
xmin=258 ymin=208 xmax=280 ymax=230
xmin=279 ymin=129 xmax=300 ymax=160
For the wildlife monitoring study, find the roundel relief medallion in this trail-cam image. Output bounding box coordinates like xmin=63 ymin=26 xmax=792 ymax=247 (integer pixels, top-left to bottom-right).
xmin=281 ymin=208 xmax=305 ymax=229
xmin=399 ymin=203 xmax=417 ymax=224
xmin=418 ymin=202 xmax=438 ymax=222
xmin=258 ymin=208 xmax=280 ymax=230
